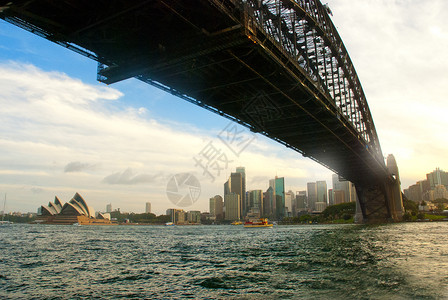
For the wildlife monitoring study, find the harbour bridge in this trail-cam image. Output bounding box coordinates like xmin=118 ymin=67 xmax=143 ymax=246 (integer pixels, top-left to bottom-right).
xmin=0 ymin=0 xmax=404 ymax=223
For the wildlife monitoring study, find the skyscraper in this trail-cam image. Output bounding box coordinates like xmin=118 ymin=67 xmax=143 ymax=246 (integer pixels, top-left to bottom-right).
xmin=263 ymin=186 xmax=274 ymax=217
xmin=209 ymin=195 xmax=223 ymax=220
xmin=427 ymin=168 xmax=448 ymax=189
xmin=274 ymin=177 xmax=285 ymax=218
xmin=106 ymin=203 xmax=112 ymax=213
xmin=307 ymin=182 xmax=317 ymax=211
xmin=229 ymin=172 xmax=243 ymax=217
xmin=224 ymin=179 xmax=230 ymax=196
xmin=316 ymin=181 xmax=327 ymax=204
xmin=247 ymin=190 xmax=263 ymax=218
xmin=315 ymin=181 xmax=328 ymax=212
xmin=285 ymin=190 xmax=294 ymax=216
xmin=332 ymin=174 xmax=356 ymax=203
xmin=236 ymin=167 xmax=246 ymax=216
xmin=224 ymin=193 xmax=240 ymax=221
xmin=295 ymin=191 xmax=307 ymax=213
xmin=145 ymin=202 xmax=151 ymax=214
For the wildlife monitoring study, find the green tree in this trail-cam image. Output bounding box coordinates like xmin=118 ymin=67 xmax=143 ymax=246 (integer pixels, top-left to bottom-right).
xmin=402 ymin=194 xmax=418 ymax=213
xmin=436 ymin=202 xmax=445 ymax=212
xmin=402 ymin=212 xmax=412 ymax=221
xmin=321 ymin=202 xmax=356 ymax=221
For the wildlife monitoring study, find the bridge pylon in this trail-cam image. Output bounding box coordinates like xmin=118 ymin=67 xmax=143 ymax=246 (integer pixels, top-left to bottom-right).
xmin=355 ymin=154 xmax=404 ymax=223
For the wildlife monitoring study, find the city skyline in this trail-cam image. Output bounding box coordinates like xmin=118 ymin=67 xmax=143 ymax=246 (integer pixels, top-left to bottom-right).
xmin=0 ymin=1 xmax=447 ymax=215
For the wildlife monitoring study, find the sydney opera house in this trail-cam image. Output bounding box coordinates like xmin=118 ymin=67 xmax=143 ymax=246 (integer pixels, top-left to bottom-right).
xmin=38 ymin=193 xmax=114 ymax=225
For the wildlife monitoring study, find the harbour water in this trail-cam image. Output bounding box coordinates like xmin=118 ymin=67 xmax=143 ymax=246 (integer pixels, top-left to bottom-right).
xmin=1 ymin=223 xmax=448 ymax=299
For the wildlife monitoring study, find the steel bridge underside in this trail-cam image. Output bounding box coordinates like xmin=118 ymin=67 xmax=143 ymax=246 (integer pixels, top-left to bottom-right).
xmin=0 ymin=0 xmax=401 ymax=221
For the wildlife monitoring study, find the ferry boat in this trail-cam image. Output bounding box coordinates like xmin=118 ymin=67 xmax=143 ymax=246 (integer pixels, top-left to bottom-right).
xmin=231 ymin=221 xmax=243 ymax=225
xmin=243 ymin=218 xmax=273 ymax=228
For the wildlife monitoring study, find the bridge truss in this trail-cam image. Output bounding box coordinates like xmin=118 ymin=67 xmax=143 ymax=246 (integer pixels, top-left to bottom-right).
xmin=0 ymin=0 xmax=403 ymax=222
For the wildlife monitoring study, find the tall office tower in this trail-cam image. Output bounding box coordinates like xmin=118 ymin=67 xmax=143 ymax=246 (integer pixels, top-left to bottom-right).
xmin=328 ymin=189 xmax=334 ymax=206
xmin=427 ymin=168 xmax=448 ymax=189
xmin=166 ymin=208 xmax=185 ymax=224
xmin=236 ymin=167 xmax=246 ymax=216
xmin=295 ymin=191 xmax=307 ymax=212
xmin=333 ymin=190 xmax=345 ymax=205
xmin=187 ymin=211 xmax=201 ymax=223
xmin=285 ymin=190 xmax=294 ymax=216
xmin=263 ymin=186 xmax=274 ymax=217
xmin=316 ymin=181 xmax=327 ymax=203
xmin=224 ymin=193 xmax=240 ymax=221
xmin=228 ymin=172 xmax=243 ymax=217
xmin=209 ymin=195 xmax=223 ymax=220
xmin=247 ymin=190 xmax=263 ymax=217
xmin=224 ymin=179 xmax=230 ymax=196
xmin=332 ymin=174 xmax=356 ymax=203
xmin=274 ymin=177 xmax=285 ymax=218
xmin=106 ymin=203 xmax=112 ymax=213
xmin=307 ymin=182 xmax=317 ymax=211
xmin=145 ymin=202 xmax=151 ymax=214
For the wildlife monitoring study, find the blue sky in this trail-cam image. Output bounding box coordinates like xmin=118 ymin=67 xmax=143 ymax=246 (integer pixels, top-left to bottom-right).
xmin=1 ymin=0 xmax=447 ymax=214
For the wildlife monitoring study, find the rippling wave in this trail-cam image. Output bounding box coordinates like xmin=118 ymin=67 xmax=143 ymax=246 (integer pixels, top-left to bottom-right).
xmin=1 ymin=223 xmax=447 ymax=299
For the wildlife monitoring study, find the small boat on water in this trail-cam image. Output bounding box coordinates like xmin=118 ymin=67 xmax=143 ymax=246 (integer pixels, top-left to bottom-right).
xmin=244 ymin=218 xmax=273 ymax=228
xmin=165 ymin=222 xmax=175 ymax=226
xmin=231 ymin=221 xmax=243 ymax=225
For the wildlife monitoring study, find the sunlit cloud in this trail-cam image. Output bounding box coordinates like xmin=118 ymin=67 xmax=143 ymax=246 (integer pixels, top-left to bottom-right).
xmin=2 ymin=1 xmax=447 ymax=212
xmin=64 ymin=161 xmax=99 ymax=173
xmin=102 ymin=168 xmax=165 ymax=185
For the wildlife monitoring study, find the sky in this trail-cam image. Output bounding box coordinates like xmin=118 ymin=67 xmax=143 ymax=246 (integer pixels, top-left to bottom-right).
xmin=0 ymin=0 xmax=447 ymax=215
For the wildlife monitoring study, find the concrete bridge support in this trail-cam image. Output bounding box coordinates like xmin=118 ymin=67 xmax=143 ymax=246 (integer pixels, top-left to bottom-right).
xmin=355 ymin=154 xmax=404 ymax=223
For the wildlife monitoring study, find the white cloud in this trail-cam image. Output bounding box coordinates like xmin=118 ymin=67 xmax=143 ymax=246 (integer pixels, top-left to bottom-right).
xmin=0 ymin=62 xmax=327 ymax=214
xmin=327 ymin=0 xmax=448 ymax=188
xmin=3 ymin=1 xmax=446 ymax=213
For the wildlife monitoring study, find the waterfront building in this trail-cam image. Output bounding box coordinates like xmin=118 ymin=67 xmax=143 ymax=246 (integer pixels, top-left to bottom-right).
xmin=270 ymin=176 xmax=285 ymax=218
xmin=295 ymin=191 xmax=307 ymax=213
xmin=236 ymin=167 xmax=247 ymax=216
xmin=224 ymin=179 xmax=230 ymax=196
xmin=332 ymin=174 xmax=356 ymax=203
xmin=316 ymin=181 xmax=327 ymax=205
xmin=40 ymin=196 xmax=63 ymax=215
xmin=285 ymin=190 xmax=294 ymax=217
xmin=433 ymin=185 xmax=448 ymax=200
xmin=405 ymin=183 xmax=424 ymax=202
xmin=187 ymin=211 xmax=201 ymax=224
xmin=166 ymin=208 xmax=186 ymax=224
xmin=405 ymin=168 xmax=448 ymax=202
xmin=333 ymin=190 xmax=345 ymax=205
xmin=230 ymin=172 xmax=243 ymax=215
xmin=224 ymin=172 xmax=243 ymax=218
xmin=328 ymin=189 xmax=334 ymax=206
xmin=427 ymin=168 xmax=448 ymax=189
xmin=209 ymin=195 xmax=223 ymax=220
xmin=145 ymin=202 xmax=151 ymax=214
xmin=224 ymin=193 xmax=240 ymax=221
xmin=307 ymin=182 xmax=317 ymax=211
xmin=37 ymin=193 xmax=113 ymax=225
xmin=263 ymin=186 xmax=274 ymax=217
xmin=315 ymin=201 xmax=327 ymax=212
xmin=247 ymin=190 xmax=263 ymax=218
